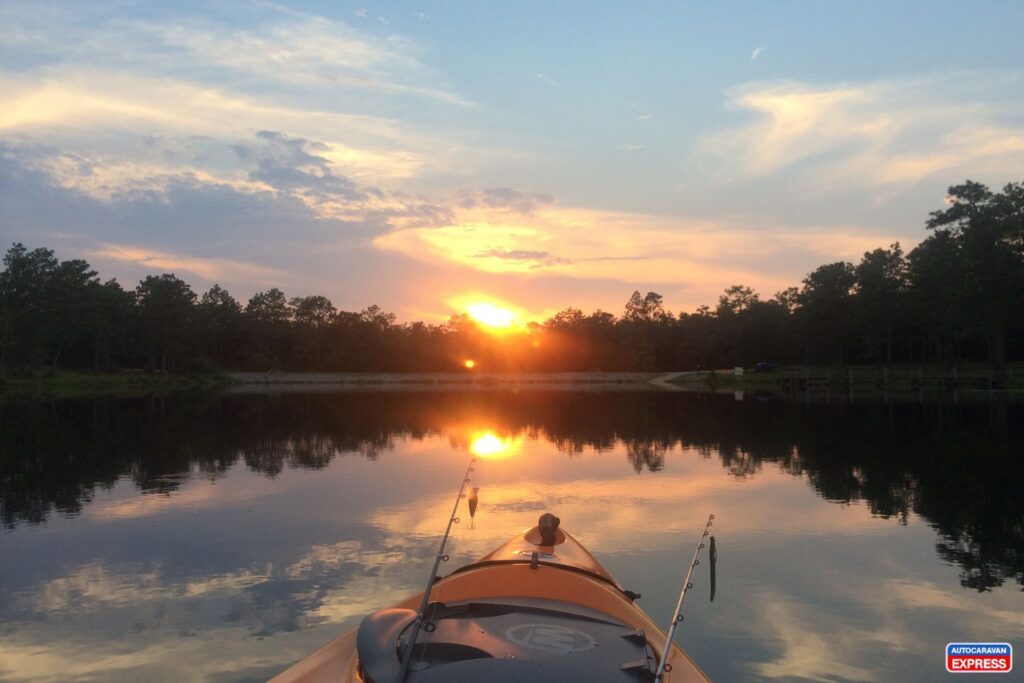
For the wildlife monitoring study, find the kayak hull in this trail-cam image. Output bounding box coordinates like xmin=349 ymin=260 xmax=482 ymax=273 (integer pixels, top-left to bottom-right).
xmin=271 ymin=526 xmax=710 ymax=682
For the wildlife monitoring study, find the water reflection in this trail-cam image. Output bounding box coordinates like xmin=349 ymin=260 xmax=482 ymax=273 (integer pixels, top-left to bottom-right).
xmin=468 ymin=486 xmax=479 ymax=528
xmin=0 ymin=391 xmax=1022 ymax=682
xmin=2 ymin=392 xmax=1020 ymax=593
xmin=468 ymin=431 xmax=521 ymax=459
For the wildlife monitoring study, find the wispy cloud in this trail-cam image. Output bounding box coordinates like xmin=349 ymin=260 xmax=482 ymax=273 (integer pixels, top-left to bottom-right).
xmin=699 ymin=73 xmax=1024 ymax=191
xmin=0 ymin=67 xmax=456 ymax=188
xmin=0 ymin=3 xmax=469 ymax=106
xmin=751 ymin=46 xmax=763 ymax=61
xmin=375 ymin=202 xmax=896 ymax=308
xmin=89 ymin=243 xmax=288 ymax=284
xmin=535 ymin=72 xmax=558 ymax=87
xmin=130 ymin=17 xmax=418 ymax=82
xmin=457 ymin=187 xmax=554 ymax=215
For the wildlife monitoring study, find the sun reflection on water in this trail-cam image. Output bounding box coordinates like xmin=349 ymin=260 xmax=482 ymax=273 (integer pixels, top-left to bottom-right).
xmin=469 ymin=431 xmax=520 ymax=459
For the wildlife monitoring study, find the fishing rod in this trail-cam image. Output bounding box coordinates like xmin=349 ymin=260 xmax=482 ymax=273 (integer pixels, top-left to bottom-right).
xmin=397 ymin=457 xmax=476 ymax=682
xmin=654 ymin=514 xmax=715 ymax=682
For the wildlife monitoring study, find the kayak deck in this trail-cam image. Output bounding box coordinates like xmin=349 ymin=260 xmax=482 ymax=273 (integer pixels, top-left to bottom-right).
xmin=271 ymin=522 xmax=710 ymax=682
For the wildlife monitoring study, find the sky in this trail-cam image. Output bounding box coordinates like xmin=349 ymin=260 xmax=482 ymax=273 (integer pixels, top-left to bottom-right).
xmin=2 ymin=0 xmax=1023 ymax=322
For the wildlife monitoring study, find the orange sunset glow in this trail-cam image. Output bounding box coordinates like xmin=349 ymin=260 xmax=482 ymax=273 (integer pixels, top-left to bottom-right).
xmin=469 ymin=431 xmax=521 ymax=460
xmin=2 ymin=0 xmax=1020 ymax=327
xmin=465 ymin=302 xmax=520 ymax=332
xmin=4 ymin=3 xmax=1024 ymax=683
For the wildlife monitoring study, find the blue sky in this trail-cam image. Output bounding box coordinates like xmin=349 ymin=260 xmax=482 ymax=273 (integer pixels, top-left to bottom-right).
xmin=2 ymin=0 xmax=1022 ymax=321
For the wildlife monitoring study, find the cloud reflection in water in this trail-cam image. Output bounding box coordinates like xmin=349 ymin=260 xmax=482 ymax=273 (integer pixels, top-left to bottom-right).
xmin=0 ymin=391 xmax=1021 ymax=682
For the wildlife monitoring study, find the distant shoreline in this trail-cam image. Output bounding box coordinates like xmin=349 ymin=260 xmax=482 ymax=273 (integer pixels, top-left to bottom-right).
xmin=227 ymin=371 xmax=660 ymax=385
xmin=3 ymin=366 xmax=1021 ymax=398
xmin=227 ymin=367 xmax=1024 ymax=395
xmin=0 ymin=371 xmax=228 ymax=398
xmin=0 ymin=370 xmax=668 ymax=398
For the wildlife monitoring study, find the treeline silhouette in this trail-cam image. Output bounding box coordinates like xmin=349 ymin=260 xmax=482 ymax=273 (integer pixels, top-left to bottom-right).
xmin=2 ymin=391 xmax=1020 ymax=592
xmin=2 ymin=180 xmax=1021 ymax=373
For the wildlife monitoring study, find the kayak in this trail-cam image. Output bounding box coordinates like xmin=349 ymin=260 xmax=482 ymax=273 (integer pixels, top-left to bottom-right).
xmin=270 ymin=513 xmax=711 ymax=682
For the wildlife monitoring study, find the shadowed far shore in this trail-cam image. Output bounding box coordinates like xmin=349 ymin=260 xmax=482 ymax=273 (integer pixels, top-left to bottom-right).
xmin=0 ymin=370 xmax=228 ymax=397
xmin=2 ymin=365 xmax=1022 ymax=397
xmin=228 ymin=367 xmax=1024 ymax=393
xmin=229 ymin=371 xmax=660 ymax=386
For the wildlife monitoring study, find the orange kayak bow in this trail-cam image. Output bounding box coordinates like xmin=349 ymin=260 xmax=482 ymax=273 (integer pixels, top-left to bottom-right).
xmin=271 ymin=514 xmax=710 ymax=682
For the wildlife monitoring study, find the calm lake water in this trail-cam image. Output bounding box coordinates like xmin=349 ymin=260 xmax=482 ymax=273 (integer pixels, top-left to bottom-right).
xmin=1 ymin=389 xmax=1022 ymax=682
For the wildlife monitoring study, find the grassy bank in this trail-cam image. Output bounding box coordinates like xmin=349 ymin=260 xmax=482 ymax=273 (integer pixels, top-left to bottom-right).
xmin=691 ymin=364 xmax=1024 ymax=392
xmin=0 ymin=370 xmax=230 ymax=398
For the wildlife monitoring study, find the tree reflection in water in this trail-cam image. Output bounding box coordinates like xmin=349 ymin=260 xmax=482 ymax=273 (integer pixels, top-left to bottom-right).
xmin=1 ymin=391 xmax=1021 ymax=591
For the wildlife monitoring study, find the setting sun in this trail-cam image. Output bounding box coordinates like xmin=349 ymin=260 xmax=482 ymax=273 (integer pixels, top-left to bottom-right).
xmin=466 ymin=302 xmax=519 ymax=331
xmin=464 ymin=359 xmax=476 ymax=369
